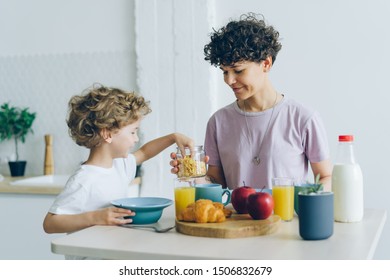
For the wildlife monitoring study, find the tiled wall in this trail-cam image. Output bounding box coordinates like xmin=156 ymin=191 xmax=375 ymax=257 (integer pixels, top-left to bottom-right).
xmin=0 ymin=50 xmax=137 ymax=176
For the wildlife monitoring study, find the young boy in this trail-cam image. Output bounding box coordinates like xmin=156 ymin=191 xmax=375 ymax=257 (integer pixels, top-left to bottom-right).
xmin=43 ymin=84 xmax=193 ymax=234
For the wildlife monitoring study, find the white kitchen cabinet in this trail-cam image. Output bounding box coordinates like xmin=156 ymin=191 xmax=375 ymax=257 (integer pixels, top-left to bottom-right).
xmin=0 ymin=176 xmax=140 ymax=259
xmin=0 ymin=193 xmax=64 ymax=260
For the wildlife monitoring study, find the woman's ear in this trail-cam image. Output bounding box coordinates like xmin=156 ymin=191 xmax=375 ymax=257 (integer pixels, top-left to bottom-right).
xmin=262 ymin=57 xmax=273 ymax=72
xmin=100 ymin=128 xmax=113 ymax=144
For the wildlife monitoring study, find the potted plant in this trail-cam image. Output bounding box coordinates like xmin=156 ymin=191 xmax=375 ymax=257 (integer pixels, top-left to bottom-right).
xmin=0 ymin=102 xmax=36 ymax=176
xmin=297 ymin=174 xmax=334 ymax=240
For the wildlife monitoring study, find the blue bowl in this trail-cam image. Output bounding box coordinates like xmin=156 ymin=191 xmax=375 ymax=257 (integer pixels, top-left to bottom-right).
xmin=111 ymin=197 xmax=173 ymax=224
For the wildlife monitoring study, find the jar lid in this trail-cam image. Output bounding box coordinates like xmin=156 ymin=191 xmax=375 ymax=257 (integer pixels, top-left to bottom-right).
xmin=338 ymin=135 xmax=354 ymax=142
xmin=176 ymin=145 xmax=203 ymax=154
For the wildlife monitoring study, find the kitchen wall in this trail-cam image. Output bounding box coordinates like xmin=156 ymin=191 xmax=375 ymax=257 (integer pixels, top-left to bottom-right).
xmin=0 ymin=0 xmax=137 ymax=175
xmin=0 ymin=0 xmax=389 ymax=260
xmin=0 ymin=0 xmax=137 ymax=260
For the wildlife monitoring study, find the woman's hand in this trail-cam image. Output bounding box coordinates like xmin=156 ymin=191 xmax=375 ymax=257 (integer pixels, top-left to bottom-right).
xmin=170 ymin=133 xmax=194 ymax=175
xmin=170 ymin=152 xmax=179 ymax=174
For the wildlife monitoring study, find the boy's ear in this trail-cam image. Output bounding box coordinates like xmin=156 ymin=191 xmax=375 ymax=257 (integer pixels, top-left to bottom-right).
xmin=100 ymin=128 xmax=113 ymax=144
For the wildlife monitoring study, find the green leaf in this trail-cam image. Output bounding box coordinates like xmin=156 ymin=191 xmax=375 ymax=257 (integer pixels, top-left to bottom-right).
xmin=299 ymin=174 xmax=323 ymax=195
xmin=315 ymin=173 xmax=321 ymax=185
xmin=0 ymin=102 xmax=36 ymax=159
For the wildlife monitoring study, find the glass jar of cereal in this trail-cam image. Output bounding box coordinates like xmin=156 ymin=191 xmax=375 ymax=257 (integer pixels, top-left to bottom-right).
xmin=176 ymin=145 xmax=207 ymax=178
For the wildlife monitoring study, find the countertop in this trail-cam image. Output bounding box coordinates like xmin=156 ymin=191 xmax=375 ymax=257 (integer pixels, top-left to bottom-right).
xmin=0 ymin=176 xmax=141 ymax=195
xmin=0 ymin=176 xmax=63 ymax=195
xmin=51 ymin=207 xmax=387 ymax=260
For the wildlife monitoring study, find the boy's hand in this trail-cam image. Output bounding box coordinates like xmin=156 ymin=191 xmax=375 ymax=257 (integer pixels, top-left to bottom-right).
xmin=94 ymin=207 xmax=135 ymax=225
xmin=173 ymin=133 xmax=194 ymax=157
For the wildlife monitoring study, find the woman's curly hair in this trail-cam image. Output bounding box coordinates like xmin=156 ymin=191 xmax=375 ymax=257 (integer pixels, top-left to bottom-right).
xmin=67 ymin=84 xmax=151 ymax=148
xmin=204 ymin=13 xmax=282 ymax=67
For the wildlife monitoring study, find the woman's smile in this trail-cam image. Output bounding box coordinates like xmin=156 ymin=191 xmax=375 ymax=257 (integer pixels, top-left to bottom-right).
xmin=232 ymin=86 xmax=244 ymax=94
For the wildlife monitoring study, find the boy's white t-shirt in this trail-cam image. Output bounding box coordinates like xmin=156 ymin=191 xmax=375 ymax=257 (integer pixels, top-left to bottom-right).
xmin=49 ymin=154 xmax=137 ymax=215
xmin=48 ymin=154 xmax=137 ymax=260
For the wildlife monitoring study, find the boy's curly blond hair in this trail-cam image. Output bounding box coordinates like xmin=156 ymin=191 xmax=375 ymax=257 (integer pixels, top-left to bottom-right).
xmin=67 ymin=84 xmax=151 ymax=148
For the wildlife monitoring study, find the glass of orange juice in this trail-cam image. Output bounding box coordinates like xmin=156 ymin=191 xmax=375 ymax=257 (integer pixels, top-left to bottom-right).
xmin=174 ymin=178 xmax=195 ymax=219
xmin=272 ymin=177 xmax=294 ymax=221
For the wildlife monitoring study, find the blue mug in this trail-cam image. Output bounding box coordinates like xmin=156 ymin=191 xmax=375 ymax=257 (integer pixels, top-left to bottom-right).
xmin=195 ymin=183 xmax=231 ymax=206
xmin=294 ymin=184 xmax=313 ymax=216
xmin=298 ymin=192 xmax=334 ymax=240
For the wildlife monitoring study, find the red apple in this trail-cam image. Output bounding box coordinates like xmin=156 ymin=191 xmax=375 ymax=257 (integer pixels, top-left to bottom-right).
xmin=231 ymin=185 xmax=256 ymax=214
xmin=247 ymin=191 xmax=274 ymax=220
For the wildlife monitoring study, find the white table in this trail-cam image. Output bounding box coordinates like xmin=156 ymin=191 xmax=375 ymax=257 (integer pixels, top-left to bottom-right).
xmin=51 ymin=207 xmax=386 ymax=260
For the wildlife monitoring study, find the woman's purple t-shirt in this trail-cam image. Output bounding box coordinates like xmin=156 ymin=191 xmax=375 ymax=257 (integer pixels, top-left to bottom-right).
xmin=204 ymin=96 xmax=329 ymax=189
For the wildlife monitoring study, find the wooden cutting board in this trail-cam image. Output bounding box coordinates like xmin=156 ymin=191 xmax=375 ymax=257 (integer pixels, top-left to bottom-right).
xmin=175 ymin=214 xmax=281 ymax=238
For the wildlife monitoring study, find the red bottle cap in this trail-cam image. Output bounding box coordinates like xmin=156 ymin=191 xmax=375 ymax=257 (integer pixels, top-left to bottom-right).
xmin=338 ymin=135 xmax=354 ymax=142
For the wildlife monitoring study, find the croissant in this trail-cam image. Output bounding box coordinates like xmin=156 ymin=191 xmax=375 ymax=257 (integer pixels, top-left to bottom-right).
xmin=177 ymin=199 xmax=232 ymax=223
xmin=212 ymin=201 xmax=233 ymax=218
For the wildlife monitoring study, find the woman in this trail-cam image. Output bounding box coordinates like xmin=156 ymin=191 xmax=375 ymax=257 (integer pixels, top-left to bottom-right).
xmin=171 ymin=13 xmax=332 ymax=190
